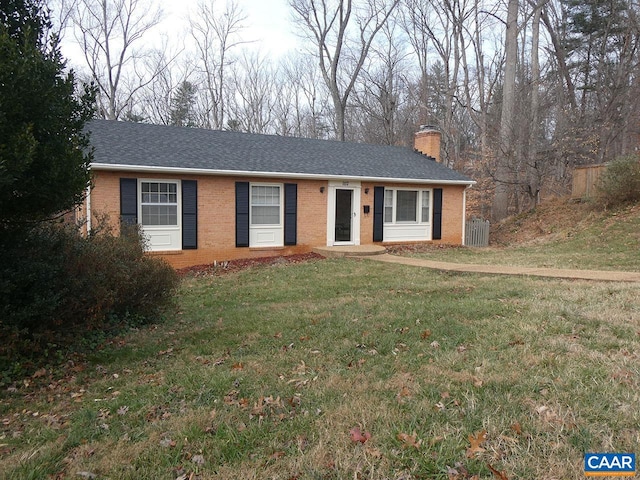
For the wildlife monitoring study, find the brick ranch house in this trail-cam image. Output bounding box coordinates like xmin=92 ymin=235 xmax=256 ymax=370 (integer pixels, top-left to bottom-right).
xmin=83 ymin=120 xmax=475 ymax=269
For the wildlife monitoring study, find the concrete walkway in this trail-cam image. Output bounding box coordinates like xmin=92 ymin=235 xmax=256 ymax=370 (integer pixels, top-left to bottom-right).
xmin=363 ymin=253 xmax=640 ymax=283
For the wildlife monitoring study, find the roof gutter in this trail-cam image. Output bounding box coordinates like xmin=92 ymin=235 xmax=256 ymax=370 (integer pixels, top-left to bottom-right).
xmin=90 ymin=163 xmax=476 ymax=186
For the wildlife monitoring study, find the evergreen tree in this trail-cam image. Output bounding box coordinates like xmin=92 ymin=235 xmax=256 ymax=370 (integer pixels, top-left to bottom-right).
xmin=170 ymin=81 xmax=197 ymax=127
xmin=0 ymin=0 xmax=95 ymax=225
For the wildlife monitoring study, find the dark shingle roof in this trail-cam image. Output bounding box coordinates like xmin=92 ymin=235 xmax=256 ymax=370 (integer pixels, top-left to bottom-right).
xmin=87 ymin=119 xmax=473 ymax=184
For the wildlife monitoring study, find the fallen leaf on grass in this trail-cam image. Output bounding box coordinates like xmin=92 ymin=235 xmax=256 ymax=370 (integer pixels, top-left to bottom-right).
xmin=223 ymin=390 xmax=239 ymax=405
xmin=231 ymin=362 xmax=244 ymax=371
xmin=510 ymin=422 xmax=522 ymax=435
xmin=498 ymin=434 xmax=519 ymax=444
xmin=446 ymin=462 xmax=475 ymax=479
xmin=466 ymin=429 xmax=487 ymax=458
xmin=420 ymin=329 xmax=432 ymax=340
xmin=487 ymin=463 xmax=509 ymax=479
xmin=347 ymin=358 xmax=366 ymax=369
xmin=269 ymin=450 xmax=286 ymax=461
xmin=192 ymin=454 xmax=205 ymax=466
xmin=397 ymin=431 xmax=421 ymax=449
xmin=349 ymin=427 xmax=371 ymax=444
xmin=396 ymin=385 xmax=412 ymax=403
xmin=213 ymin=355 xmax=228 ymax=366
xmin=613 ymin=369 xmax=634 ymax=386
xmin=159 ymin=437 xmax=176 ymax=448
xmin=76 ymin=472 xmax=97 ymax=479
xmin=366 ymin=446 xmax=382 ymax=458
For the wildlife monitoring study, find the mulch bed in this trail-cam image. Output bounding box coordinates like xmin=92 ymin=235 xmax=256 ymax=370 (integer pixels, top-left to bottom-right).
xmin=176 ymin=252 xmax=325 ymax=277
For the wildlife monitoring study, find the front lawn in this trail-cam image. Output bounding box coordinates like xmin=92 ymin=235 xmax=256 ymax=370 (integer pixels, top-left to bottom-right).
xmin=1 ymin=258 xmax=639 ymax=479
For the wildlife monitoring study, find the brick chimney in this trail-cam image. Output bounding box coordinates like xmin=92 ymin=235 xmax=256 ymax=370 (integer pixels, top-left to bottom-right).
xmin=414 ymin=125 xmax=441 ymax=162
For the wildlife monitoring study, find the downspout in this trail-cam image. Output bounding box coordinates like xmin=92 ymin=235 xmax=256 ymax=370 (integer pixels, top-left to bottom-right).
xmin=86 ymin=184 xmax=92 ymax=235
xmin=462 ymin=186 xmax=468 ymax=246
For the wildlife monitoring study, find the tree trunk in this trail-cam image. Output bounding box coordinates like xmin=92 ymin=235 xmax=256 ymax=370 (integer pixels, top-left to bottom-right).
xmin=492 ymin=0 xmax=518 ymax=221
xmin=527 ymin=2 xmax=542 ymax=208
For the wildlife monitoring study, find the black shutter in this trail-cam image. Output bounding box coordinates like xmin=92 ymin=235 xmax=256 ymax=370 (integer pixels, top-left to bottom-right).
xmin=235 ymin=182 xmax=250 ymax=247
xmin=373 ymin=186 xmax=384 ymax=242
xmin=120 ymin=178 xmax=137 ymax=226
xmin=284 ymin=183 xmax=297 ymax=245
xmin=433 ymin=188 xmax=443 ymax=240
xmin=182 ymin=180 xmax=198 ymax=249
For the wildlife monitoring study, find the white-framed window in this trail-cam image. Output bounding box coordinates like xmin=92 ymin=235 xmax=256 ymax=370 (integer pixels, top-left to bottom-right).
xmin=421 ymin=190 xmax=430 ymax=223
xmin=138 ymin=180 xmax=181 ymax=251
xmin=141 ymin=181 xmax=178 ymax=226
xmin=250 ymin=183 xmax=283 ymax=247
xmin=251 ymin=184 xmax=281 ymax=225
xmin=384 ymin=189 xmax=431 ymax=224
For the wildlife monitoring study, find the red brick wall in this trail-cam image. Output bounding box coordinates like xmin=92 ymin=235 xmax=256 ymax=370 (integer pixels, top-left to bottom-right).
xmin=438 ymin=184 xmax=467 ymax=244
xmin=88 ymin=171 xmax=466 ymax=268
xmin=414 ymin=129 xmax=442 ymax=162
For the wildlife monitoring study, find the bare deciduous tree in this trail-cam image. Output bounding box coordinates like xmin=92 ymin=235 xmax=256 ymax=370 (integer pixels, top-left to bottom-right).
xmin=290 ymin=0 xmax=400 ymax=141
xmin=283 ymin=54 xmax=333 ymax=139
xmin=229 ymin=51 xmax=277 ymax=134
xmin=70 ymin=0 xmax=163 ymax=119
xmin=492 ymin=0 xmax=519 ymax=221
xmin=133 ymin=50 xmax=194 ymax=125
xmin=189 ymin=0 xmax=247 ymax=130
xmin=351 ymin=17 xmax=414 ymax=145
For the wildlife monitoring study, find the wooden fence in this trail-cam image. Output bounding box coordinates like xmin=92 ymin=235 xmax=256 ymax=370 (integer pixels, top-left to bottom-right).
xmin=572 ymin=164 xmax=608 ymax=199
xmin=465 ymin=218 xmax=490 ymax=247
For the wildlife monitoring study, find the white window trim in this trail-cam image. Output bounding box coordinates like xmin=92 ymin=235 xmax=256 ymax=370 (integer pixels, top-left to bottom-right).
xmin=249 ymin=182 xmax=284 ymax=247
xmin=138 ymin=179 xmax=182 ymax=251
xmin=384 ymin=188 xmax=431 ymax=225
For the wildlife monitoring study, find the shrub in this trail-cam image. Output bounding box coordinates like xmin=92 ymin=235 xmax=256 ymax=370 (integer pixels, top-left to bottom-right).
xmin=0 ymin=219 xmax=179 ymax=372
xmin=597 ymin=155 xmax=640 ymax=207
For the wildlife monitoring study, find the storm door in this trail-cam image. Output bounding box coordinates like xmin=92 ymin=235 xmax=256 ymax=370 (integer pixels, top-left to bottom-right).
xmin=334 ymin=189 xmax=353 ymax=243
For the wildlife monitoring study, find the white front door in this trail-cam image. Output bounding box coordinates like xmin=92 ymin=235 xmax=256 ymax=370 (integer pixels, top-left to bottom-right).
xmin=327 ymin=182 xmax=361 ymax=246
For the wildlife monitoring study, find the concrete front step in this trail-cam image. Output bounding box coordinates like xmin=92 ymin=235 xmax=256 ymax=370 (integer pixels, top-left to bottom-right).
xmin=312 ymin=245 xmax=387 ymax=258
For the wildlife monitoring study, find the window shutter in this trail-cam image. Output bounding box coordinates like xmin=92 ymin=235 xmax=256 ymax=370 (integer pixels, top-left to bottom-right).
xmin=182 ymin=180 xmax=198 ymax=249
xmin=433 ymin=188 xmax=443 ymax=240
xmin=235 ymin=182 xmax=250 ymax=247
xmin=284 ymin=183 xmax=297 ymax=245
xmin=373 ymin=186 xmax=384 ymax=242
xmin=120 ymin=178 xmax=137 ymax=226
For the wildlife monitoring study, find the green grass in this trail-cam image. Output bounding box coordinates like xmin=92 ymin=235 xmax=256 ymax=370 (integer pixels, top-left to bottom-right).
xmin=401 ymin=203 xmax=640 ymax=271
xmin=1 ymin=257 xmax=639 ymax=479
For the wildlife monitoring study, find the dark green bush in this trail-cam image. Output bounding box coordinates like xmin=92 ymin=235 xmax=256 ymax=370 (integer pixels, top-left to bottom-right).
xmin=597 ymin=155 xmax=640 ymax=207
xmin=0 ymin=219 xmax=179 ymax=373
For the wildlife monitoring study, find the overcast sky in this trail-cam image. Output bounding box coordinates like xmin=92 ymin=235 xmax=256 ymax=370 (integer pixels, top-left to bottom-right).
xmin=59 ymin=0 xmax=300 ymax=70
xmin=164 ymin=0 xmax=297 ymax=54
